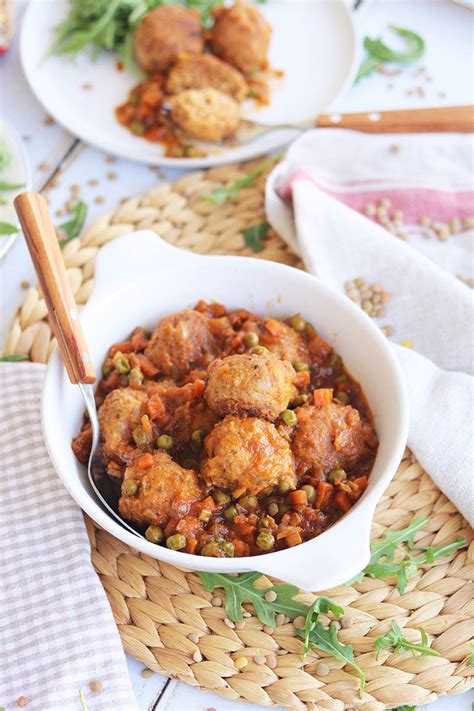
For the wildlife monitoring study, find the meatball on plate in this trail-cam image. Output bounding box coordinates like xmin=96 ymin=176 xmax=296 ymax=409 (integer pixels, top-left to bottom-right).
xmin=43 ymin=232 xmax=408 ymax=590
xmin=21 ymin=1 xmax=358 ymax=167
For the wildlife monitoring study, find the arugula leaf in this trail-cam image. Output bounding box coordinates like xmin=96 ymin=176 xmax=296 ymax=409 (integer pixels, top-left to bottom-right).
xmin=468 ymin=641 xmax=474 ymax=666
xmin=364 ymin=25 xmax=425 ymax=64
xmin=375 ymin=620 xmax=439 ymax=660
xmin=202 ymin=154 xmax=282 ymax=204
xmin=243 ymin=222 xmax=270 ymax=252
xmin=0 ymin=221 xmax=19 ymax=235
xmin=58 ymin=201 xmax=88 ymax=247
xmin=393 ymin=706 xmax=416 ymax=711
xmin=303 ymin=596 xmax=344 ymax=654
xmin=199 ymin=571 xmax=309 ymax=626
xmin=0 ymin=354 xmax=29 ymax=362
xmin=299 ymin=622 xmax=365 ymax=694
xmin=409 ymin=536 xmax=466 ymax=565
xmin=79 ymin=688 xmax=88 ymax=711
xmin=355 ymin=25 xmax=425 ymax=84
xmin=0 ymin=181 xmax=24 ymax=190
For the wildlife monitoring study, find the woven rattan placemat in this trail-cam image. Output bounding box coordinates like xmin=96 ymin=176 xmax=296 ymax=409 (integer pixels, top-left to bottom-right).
xmin=4 ymin=159 xmax=473 ymax=710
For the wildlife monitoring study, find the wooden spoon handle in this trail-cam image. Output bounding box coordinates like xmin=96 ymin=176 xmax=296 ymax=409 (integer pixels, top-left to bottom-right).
xmin=316 ymin=105 xmax=474 ymax=133
xmin=14 ymin=192 xmax=96 ymax=384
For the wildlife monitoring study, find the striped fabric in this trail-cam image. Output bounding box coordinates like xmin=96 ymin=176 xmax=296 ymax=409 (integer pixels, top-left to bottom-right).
xmin=0 ymin=363 xmax=138 ymax=711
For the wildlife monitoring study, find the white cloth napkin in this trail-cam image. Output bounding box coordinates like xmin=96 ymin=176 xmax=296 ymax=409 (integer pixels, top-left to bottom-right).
xmin=266 ymin=129 xmax=474 ymax=526
xmin=0 ymin=363 xmax=138 ymax=711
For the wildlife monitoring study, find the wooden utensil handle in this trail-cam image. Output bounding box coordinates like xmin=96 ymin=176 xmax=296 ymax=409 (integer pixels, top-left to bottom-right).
xmin=316 ymin=105 xmax=474 ymax=133
xmin=14 ymin=192 xmax=95 ymax=384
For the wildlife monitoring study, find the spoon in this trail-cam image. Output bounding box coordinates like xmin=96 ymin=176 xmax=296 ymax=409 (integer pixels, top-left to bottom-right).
xmin=14 ymin=191 xmax=145 ymax=540
xmin=236 ymin=104 xmax=474 ymax=144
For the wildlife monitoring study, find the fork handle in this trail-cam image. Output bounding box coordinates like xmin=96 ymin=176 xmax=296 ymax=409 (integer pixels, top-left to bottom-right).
xmin=316 ymin=105 xmax=474 ymax=133
xmin=14 ymin=192 xmax=96 ymax=384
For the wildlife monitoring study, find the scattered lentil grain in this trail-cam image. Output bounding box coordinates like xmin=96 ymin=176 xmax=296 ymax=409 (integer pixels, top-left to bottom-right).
xmin=243 ymin=611 xmax=252 ymax=618
xmin=235 ymin=620 xmax=245 ymax=630
xmin=104 ymin=155 xmax=116 ymax=163
xmin=293 ymin=616 xmax=306 ymax=630
xmin=275 ymin=613 xmax=285 ymax=626
xmin=107 ymin=171 xmax=118 ymax=181
xmin=141 ymin=668 xmax=153 ymax=678
xmin=20 ymin=280 xmax=30 ymax=289
xmin=462 ymin=217 xmax=474 ymax=229
xmin=316 ymin=662 xmax=330 ymax=677
xmin=389 ymin=144 xmax=401 ymax=154
xmin=264 ymin=590 xmax=277 ymax=603
xmin=211 ymin=596 xmax=222 ymax=607
xmin=43 ymin=115 xmax=54 ymax=125
xmin=224 ymin=617 xmax=235 ymax=629
xmin=88 ymin=179 xmax=99 ymax=187
xmin=263 ymin=625 xmax=274 ymax=635
xmin=89 ymin=680 xmax=102 ymax=693
xmin=82 ymin=82 xmax=93 ymax=90
xmin=340 ymin=614 xmax=353 ymax=629
xmin=94 ymin=196 xmax=105 ymax=205
xmin=381 ymin=324 xmax=394 ymax=337
xmin=16 ymin=697 xmax=28 ymax=708
xmin=38 ymin=161 xmax=50 ymax=171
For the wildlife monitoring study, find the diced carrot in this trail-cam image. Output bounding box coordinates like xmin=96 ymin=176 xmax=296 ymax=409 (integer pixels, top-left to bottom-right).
xmin=141 ymin=414 xmax=153 ymax=437
xmin=186 ymin=537 xmax=198 ymax=555
xmin=289 ymin=490 xmax=308 ymax=507
xmin=285 ymin=530 xmax=303 ymax=547
xmin=100 ymin=369 xmax=120 ymax=392
xmin=131 ymin=329 xmax=149 ymax=351
xmin=137 ymin=354 xmax=159 ymax=377
xmin=147 ymin=394 xmax=166 ymax=420
xmin=315 ymin=480 xmax=334 ymax=509
xmin=295 ymin=371 xmax=311 ymax=388
xmin=264 ymin=319 xmax=286 ymax=338
xmin=236 ymin=521 xmax=256 ymax=538
xmin=229 ymin=334 xmax=243 ymax=349
xmin=335 ymin=491 xmax=352 ymax=513
xmin=109 ymin=341 xmax=135 ymax=356
xmin=233 ymin=540 xmax=249 ymax=557
xmin=352 ymin=476 xmax=368 ymax=493
xmin=313 ymin=388 xmax=333 ymax=407
xmin=192 ymin=380 xmax=206 ymax=398
xmin=277 ymin=527 xmax=299 ymax=540
xmin=137 ymin=453 xmax=154 ymax=469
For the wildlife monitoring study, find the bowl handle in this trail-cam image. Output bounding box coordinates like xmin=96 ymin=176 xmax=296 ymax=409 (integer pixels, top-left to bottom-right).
xmin=254 ymin=512 xmax=373 ymax=592
xmin=88 ymin=230 xmax=200 ymax=305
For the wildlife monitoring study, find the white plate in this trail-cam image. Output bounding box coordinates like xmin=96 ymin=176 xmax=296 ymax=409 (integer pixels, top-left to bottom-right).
xmin=20 ymin=0 xmax=358 ymax=168
xmin=0 ymin=118 xmax=32 ymax=259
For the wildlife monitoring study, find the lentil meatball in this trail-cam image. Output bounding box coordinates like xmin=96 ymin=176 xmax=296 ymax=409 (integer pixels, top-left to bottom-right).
xmin=98 ymin=388 xmax=148 ymax=459
xmin=166 ymin=54 xmax=248 ymax=101
xmin=119 ymin=451 xmax=203 ymax=527
xmin=133 ymin=6 xmax=204 ymax=74
xmin=210 ymin=2 xmax=272 ymax=74
xmin=202 ymin=416 xmax=296 ymax=497
xmin=205 ymin=351 xmax=295 ymax=420
xmin=293 ymin=403 xmax=378 ymax=478
xmin=145 ymin=309 xmax=220 ymax=381
xmin=171 ymin=88 xmax=240 ymax=142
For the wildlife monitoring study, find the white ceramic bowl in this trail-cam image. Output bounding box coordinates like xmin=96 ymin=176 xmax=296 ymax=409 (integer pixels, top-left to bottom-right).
xmin=42 ymin=231 xmax=409 ymax=590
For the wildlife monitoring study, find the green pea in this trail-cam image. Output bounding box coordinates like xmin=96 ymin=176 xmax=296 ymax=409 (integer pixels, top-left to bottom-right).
xmin=129 ymin=367 xmax=144 ymax=384
xmin=259 ymin=516 xmax=273 ymax=529
xmin=328 ymin=468 xmax=347 ymax=483
xmin=191 ymin=429 xmax=204 ymax=448
xmin=278 ymin=479 xmax=293 ymax=494
xmin=121 ymin=478 xmax=138 ymax=496
xmin=291 ymin=393 xmax=310 ymax=408
xmin=239 ymin=495 xmax=258 ymax=510
xmin=157 ymin=434 xmax=174 ymax=450
xmin=328 ymin=352 xmax=342 ymax=371
xmin=282 ymin=409 xmax=297 ymax=426
xmin=130 ymin=120 xmax=145 ymax=135
xmin=256 ymin=530 xmax=275 ymax=551
xmin=166 ymin=534 xmax=187 ymax=550
xmin=132 ymin=426 xmax=150 ymax=447
xmin=223 ymin=504 xmax=237 ymax=520
xmin=293 ymin=361 xmax=309 ymax=372
xmin=301 ymin=484 xmax=316 ymax=504
xmin=145 ymin=526 xmax=163 ymax=544
xmin=290 ymin=314 xmax=306 ymax=333
xmin=222 ymin=541 xmax=235 ymax=557
xmin=250 ymin=345 xmax=268 ymax=355
xmin=113 ymin=351 xmax=131 ymax=374
xmin=243 ymin=331 xmax=259 ymax=348
xmin=212 ymin=489 xmax=231 ymax=506
xmin=335 ymin=391 xmax=349 ymax=404
xmin=200 ymin=541 xmax=221 ymax=557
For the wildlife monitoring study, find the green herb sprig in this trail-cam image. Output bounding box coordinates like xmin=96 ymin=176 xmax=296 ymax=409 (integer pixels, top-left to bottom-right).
xmin=0 ymin=354 xmax=29 ymax=362
xmin=243 ymin=222 xmax=270 ymax=252
xmin=375 ymin=620 xmax=439 ymax=660
xmin=0 ymin=222 xmax=19 ymax=235
xmin=202 ymin=154 xmax=281 ymax=205
xmin=58 ymin=201 xmax=88 ymax=247
xmin=348 ymin=517 xmax=467 ymax=594
xmin=79 ymin=688 xmax=89 ymax=711
xmin=355 ymin=25 xmax=425 ymax=83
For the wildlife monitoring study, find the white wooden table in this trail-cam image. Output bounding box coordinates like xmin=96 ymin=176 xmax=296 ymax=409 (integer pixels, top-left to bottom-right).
xmin=1 ymin=1 xmax=473 ymax=709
